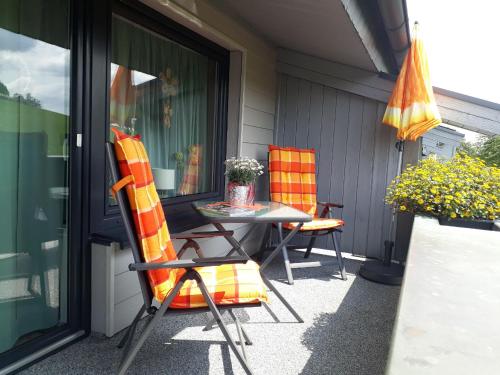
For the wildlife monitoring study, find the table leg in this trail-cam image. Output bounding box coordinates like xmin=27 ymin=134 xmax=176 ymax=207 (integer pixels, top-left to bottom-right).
xmin=260 ymin=223 xmax=303 ymax=271
xmin=213 ymin=222 xmax=252 ymax=259
xmin=277 ymin=223 xmax=294 ymax=285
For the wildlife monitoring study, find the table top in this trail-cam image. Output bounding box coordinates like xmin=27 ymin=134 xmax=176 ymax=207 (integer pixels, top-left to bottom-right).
xmin=193 ymin=201 xmax=312 ymax=224
xmin=386 ymin=216 xmax=500 ymax=375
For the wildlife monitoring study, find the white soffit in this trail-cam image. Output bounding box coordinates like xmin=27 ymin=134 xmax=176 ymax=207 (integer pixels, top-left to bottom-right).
xmin=210 ymin=0 xmax=377 ymax=71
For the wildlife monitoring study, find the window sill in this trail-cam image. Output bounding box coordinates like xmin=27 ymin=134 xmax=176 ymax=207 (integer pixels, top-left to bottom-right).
xmin=91 ymin=196 xmax=218 ymax=249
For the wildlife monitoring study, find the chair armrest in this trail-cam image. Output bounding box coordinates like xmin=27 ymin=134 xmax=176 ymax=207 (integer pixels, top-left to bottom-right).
xmin=170 ymin=230 xmax=234 ymax=240
xmin=129 ymin=256 xmax=248 ymax=271
xmin=317 ymin=201 xmax=343 ymax=218
xmin=317 ymin=201 xmax=344 ymax=208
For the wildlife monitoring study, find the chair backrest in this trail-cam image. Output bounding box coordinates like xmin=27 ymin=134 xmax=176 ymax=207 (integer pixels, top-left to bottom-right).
xmin=108 ymin=128 xmax=180 ymax=303
xmin=268 ymin=144 xmax=317 ymax=216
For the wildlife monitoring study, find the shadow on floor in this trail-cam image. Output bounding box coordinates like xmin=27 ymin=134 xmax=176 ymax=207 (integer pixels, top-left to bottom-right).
xmin=297 ymin=257 xmax=400 ymax=375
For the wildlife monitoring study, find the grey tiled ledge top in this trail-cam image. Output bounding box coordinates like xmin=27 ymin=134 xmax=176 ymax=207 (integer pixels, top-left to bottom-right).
xmin=386 ymin=216 xmax=500 ymax=375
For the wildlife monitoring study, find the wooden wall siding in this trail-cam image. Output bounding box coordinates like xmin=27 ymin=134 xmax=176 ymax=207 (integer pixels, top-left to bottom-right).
xmin=277 ymin=49 xmax=500 ymax=136
xmin=276 ymin=74 xmax=400 ymax=258
xmin=240 ymin=62 xmax=276 ymax=200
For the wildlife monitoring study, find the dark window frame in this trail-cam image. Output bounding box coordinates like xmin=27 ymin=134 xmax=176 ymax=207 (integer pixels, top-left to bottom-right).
xmin=89 ymin=0 xmax=229 ymax=238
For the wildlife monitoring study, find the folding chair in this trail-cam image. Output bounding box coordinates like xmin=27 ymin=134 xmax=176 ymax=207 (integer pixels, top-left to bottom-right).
xmin=268 ymin=145 xmax=347 ymax=284
xmin=107 ymin=129 xmax=269 ymax=375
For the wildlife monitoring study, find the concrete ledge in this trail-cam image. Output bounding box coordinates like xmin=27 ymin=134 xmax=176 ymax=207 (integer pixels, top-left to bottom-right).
xmin=386 ymin=216 xmax=500 ymax=375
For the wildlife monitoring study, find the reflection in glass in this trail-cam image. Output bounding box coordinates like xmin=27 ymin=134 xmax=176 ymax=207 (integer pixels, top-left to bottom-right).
xmin=109 ymin=15 xmax=215 ymax=200
xmin=0 ymin=0 xmax=70 ymax=354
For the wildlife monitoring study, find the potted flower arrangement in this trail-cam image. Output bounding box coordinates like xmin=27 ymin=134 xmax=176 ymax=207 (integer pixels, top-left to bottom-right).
xmin=385 ymin=153 xmax=500 ymax=230
xmin=225 ymin=157 xmax=264 ymax=205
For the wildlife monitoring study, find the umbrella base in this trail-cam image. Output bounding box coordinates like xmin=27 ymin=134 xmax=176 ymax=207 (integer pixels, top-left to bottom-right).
xmin=359 ymin=260 xmax=404 ymax=286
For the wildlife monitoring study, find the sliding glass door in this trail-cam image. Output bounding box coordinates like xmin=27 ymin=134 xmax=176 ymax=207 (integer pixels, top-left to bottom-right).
xmin=0 ymin=0 xmax=73 ymax=361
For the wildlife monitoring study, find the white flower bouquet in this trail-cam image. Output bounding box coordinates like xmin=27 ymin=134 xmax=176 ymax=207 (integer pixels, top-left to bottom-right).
xmin=224 ymin=157 xmax=264 ymax=185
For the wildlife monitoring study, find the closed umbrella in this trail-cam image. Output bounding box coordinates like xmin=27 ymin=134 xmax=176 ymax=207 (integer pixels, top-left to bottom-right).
xmin=360 ymin=22 xmax=441 ymax=285
xmin=383 ymin=23 xmax=441 ymax=142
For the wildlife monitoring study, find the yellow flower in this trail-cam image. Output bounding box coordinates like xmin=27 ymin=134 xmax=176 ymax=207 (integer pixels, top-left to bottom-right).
xmin=385 ymin=152 xmax=499 ymax=221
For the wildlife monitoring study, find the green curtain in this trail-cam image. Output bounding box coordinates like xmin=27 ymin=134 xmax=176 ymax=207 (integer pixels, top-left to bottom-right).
xmin=111 ymin=16 xmax=210 ymax=193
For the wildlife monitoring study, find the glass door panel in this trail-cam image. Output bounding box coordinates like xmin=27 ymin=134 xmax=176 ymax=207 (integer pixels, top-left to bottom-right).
xmin=0 ymin=0 xmax=71 ymax=354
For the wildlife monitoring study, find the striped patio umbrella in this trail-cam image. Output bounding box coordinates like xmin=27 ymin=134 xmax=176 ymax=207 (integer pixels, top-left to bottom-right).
xmin=110 ymin=65 xmax=136 ymax=131
xmin=383 ymin=22 xmax=441 ymax=141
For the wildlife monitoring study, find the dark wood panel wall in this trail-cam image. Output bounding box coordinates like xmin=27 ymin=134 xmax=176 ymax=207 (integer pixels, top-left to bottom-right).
xmin=276 ymin=74 xmax=400 ymax=258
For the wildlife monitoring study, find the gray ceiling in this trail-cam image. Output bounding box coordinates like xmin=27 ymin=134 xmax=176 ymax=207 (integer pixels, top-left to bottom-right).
xmin=210 ymin=0 xmax=377 ymax=71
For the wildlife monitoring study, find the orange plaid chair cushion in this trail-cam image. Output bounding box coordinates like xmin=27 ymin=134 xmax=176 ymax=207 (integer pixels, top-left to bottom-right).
xmin=283 ymin=218 xmax=344 ymax=231
xmin=171 ymin=261 xmax=267 ymax=308
xmin=112 ymin=129 xmax=267 ymax=307
xmin=269 ymin=145 xmax=317 ymax=216
xmin=269 ymin=144 xmax=344 ymax=232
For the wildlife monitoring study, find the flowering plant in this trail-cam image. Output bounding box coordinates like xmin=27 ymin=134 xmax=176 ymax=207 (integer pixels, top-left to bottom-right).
xmin=225 ymin=157 xmax=264 ymax=185
xmin=385 ymin=153 xmax=500 ymax=220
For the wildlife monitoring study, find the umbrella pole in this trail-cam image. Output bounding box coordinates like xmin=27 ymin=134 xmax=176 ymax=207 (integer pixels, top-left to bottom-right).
xmin=384 ymin=140 xmax=404 ymax=265
xmin=359 ymin=140 xmax=405 ymax=285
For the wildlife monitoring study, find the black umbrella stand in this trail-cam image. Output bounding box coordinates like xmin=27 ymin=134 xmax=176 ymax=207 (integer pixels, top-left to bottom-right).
xmin=359 ymin=140 xmax=405 ymax=286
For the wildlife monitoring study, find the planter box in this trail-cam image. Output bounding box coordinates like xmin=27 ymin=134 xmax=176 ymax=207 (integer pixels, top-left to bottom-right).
xmin=438 ymin=217 xmax=495 ymax=231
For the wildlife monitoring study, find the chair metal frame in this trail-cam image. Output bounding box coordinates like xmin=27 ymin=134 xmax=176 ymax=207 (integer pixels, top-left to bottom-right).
xmin=106 ymin=143 xmax=261 ymax=375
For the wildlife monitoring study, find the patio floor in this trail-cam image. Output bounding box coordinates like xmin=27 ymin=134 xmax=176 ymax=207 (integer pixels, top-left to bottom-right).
xmin=20 ymin=249 xmax=400 ymax=375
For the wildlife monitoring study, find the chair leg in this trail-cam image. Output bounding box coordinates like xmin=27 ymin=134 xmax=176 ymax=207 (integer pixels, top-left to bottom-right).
xmin=117 ymin=278 xmax=187 ymax=375
xmin=304 ymin=236 xmax=317 ymax=259
xmin=260 ymin=272 xmax=304 ymax=323
xmin=118 ymin=304 xmax=146 ymax=349
xmin=196 ymin=276 xmax=253 ymax=375
xmin=228 ymin=309 xmax=252 ymax=345
xmin=332 ymin=231 xmax=347 ymax=280
xmin=277 ymin=223 xmax=294 ymax=285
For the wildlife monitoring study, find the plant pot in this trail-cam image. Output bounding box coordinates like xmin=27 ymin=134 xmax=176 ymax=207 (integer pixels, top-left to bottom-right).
xmin=438 ymin=217 xmax=495 ymax=231
xmin=227 ymin=182 xmax=254 ymax=206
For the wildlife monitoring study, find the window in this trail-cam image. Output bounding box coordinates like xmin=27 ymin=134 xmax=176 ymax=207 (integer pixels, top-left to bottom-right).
xmin=109 ymin=15 xmax=217 ymax=200
xmin=90 ymin=0 xmax=229 ymax=235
